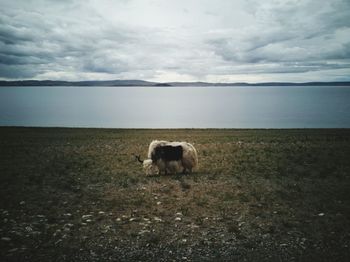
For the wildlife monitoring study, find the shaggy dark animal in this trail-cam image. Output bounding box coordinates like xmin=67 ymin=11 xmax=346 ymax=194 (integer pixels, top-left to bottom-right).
xmin=152 ymin=145 xmax=183 ymax=162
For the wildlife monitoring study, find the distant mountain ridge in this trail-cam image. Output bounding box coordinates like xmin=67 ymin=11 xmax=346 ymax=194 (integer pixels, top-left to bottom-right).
xmin=0 ymin=80 xmax=349 ymax=86
xmin=0 ymin=80 xmax=155 ymax=86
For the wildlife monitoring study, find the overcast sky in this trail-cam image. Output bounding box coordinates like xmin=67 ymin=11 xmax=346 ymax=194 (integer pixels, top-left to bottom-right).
xmin=1 ymin=0 xmax=350 ymax=82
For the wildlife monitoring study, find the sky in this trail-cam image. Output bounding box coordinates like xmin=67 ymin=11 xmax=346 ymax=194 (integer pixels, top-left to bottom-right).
xmin=0 ymin=0 xmax=350 ymax=83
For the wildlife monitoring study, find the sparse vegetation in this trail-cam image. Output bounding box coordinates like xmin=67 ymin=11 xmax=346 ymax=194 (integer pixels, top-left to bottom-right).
xmin=0 ymin=127 xmax=350 ymax=261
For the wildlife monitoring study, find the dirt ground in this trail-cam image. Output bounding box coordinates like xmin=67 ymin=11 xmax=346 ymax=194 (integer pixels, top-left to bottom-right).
xmin=0 ymin=128 xmax=350 ymax=261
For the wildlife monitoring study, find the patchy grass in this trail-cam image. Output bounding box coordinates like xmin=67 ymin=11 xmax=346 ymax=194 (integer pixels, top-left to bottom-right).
xmin=0 ymin=127 xmax=350 ymax=261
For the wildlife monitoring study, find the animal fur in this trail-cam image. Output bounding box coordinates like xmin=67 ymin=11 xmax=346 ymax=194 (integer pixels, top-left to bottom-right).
xmin=146 ymin=140 xmax=198 ymax=175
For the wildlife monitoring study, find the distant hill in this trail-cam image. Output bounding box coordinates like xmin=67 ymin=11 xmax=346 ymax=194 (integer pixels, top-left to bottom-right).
xmin=168 ymin=81 xmax=350 ymax=86
xmin=0 ymin=80 xmax=156 ymax=86
xmin=0 ymin=80 xmax=349 ymax=87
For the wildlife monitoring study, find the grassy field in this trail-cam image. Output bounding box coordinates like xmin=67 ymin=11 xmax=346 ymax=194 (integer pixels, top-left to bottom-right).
xmin=0 ymin=127 xmax=350 ymax=261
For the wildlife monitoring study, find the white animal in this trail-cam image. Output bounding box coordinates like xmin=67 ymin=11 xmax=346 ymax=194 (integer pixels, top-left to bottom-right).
xmin=142 ymin=159 xmax=159 ymax=176
xmin=145 ymin=140 xmax=198 ymax=175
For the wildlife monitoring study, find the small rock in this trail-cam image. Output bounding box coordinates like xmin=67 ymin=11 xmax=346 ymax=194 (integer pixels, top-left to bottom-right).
xmin=86 ymin=219 xmax=92 ymax=223
xmin=175 ymin=217 xmax=182 ymax=221
xmin=116 ymin=218 xmax=121 ymax=222
xmin=1 ymin=237 xmax=11 ymax=242
xmin=175 ymin=212 xmax=183 ymax=216
xmin=238 ymin=222 xmax=245 ymax=227
xmin=318 ymin=213 xmax=325 ymax=217
xmin=157 ymin=201 xmax=162 ymax=205
xmin=19 ymin=201 xmax=25 ymax=205
xmin=82 ymin=214 xmax=93 ymax=219
xmin=129 ymin=218 xmax=137 ymax=222
xmin=55 ymin=239 xmax=62 ymax=245
xmin=98 ymin=211 xmax=105 ymax=215
xmin=139 ymin=230 xmax=151 ymax=235
xmin=154 ymin=217 xmax=163 ymax=222
xmin=64 ymin=213 xmax=72 ymax=217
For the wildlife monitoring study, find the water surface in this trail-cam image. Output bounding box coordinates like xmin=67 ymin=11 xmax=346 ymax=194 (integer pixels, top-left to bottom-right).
xmin=0 ymin=86 xmax=349 ymax=128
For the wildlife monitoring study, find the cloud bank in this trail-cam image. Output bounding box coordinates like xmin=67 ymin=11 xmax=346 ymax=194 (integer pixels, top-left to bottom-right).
xmin=0 ymin=0 xmax=349 ymax=82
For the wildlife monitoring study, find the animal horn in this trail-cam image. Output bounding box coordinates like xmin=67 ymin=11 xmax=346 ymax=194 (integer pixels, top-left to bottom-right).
xmin=134 ymin=154 xmax=143 ymax=163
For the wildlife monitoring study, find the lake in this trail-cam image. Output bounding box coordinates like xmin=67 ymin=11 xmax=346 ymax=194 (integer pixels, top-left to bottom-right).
xmin=0 ymin=86 xmax=350 ymax=128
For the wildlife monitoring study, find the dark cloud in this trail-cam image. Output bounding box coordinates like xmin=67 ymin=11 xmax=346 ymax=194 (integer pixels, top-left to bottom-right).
xmin=0 ymin=5 xmax=136 ymax=79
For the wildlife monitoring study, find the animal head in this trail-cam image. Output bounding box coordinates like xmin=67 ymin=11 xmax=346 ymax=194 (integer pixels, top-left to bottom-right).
xmin=143 ymin=159 xmax=159 ymax=175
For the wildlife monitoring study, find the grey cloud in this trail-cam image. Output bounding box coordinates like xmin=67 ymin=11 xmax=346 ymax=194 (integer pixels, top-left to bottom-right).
xmin=206 ymin=0 xmax=350 ymax=76
xmin=0 ymin=6 xmax=136 ymax=79
xmin=0 ymin=0 xmax=349 ymax=81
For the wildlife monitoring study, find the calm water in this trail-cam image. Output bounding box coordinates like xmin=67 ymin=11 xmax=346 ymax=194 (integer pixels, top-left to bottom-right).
xmin=0 ymin=86 xmax=350 ymax=128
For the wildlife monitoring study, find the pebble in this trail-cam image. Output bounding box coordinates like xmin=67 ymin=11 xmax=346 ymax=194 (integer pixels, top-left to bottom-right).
xmin=318 ymin=213 xmax=325 ymax=217
xmin=1 ymin=237 xmax=11 ymax=241
xmin=154 ymin=217 xmax=163 ymax=222
xmin=55 ymin=239 xmax=62 ymax=245
xmin=157 ymin=201 xmax=162 ymax=205
xmin=82 ymin=214 xmax=93 ymax=219
xmin=175 ymin=217 xmax=182 ymax=221
xmin=19 ymin=201 xmax=25 ymax=205
xmin=139 ymin=230 xmax=151 ymax=235
xmin=98 ymin=211 xmax=105 ymax=215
